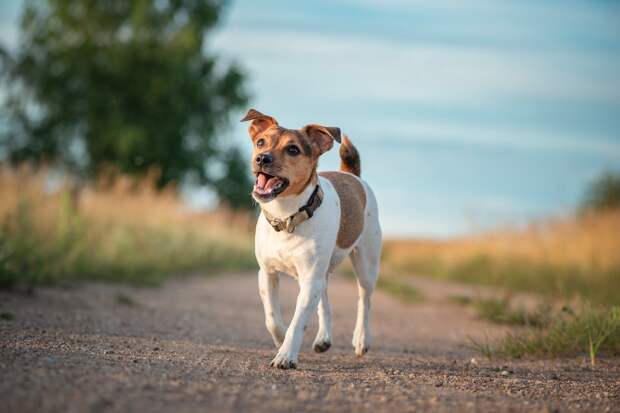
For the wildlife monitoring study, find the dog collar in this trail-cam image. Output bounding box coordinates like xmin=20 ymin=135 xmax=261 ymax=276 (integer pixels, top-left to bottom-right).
xmin=262 ymin=185 xmax=324 ymax=233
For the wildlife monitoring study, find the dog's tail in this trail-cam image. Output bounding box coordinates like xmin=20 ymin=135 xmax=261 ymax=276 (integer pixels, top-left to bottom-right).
xmin=339 ymin=135 xmax=361 ymax=177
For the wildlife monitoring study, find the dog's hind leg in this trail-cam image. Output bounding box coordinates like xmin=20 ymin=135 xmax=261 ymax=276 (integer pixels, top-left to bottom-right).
xmin=349 ymin=223 xmax=381 ymax=356
xmin=313 ymin=273 xmax=332 ymax=353
xmin=258 ymin=269 xmax=286 ymax=347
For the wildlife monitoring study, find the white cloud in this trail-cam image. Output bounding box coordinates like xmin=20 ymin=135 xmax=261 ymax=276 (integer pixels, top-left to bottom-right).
xmin=368 ymin=120 xmax=620 ymax=157
xmin=211 ymin=28 xmax=620 ymax=106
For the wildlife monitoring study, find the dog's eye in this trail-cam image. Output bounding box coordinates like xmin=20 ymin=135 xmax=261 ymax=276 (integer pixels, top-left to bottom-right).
xmin=256 ymin=138 xmax=265 ymax=148
xmin=286 ymin=146 xmax=300 ymax=156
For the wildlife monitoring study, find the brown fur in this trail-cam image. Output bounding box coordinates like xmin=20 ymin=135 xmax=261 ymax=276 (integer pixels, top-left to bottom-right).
xmin=339 ymin=136 xmax=361 ymax=177
xmin=242 ymin=109 xmax=343 ymax=198
xmin=250 ymin=126 xmax=318 ymax=196
xmin=242 ymin=109 xmax=360 ymax=227
xmin=319 ymin=171 xmax=366 ymax=249
xmin=302 ymin=125 xmax=341 ymax=154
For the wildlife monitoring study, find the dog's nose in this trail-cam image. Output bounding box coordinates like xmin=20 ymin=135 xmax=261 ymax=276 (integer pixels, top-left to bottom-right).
xmin=255 ymin=152 xmax=273 ymax=166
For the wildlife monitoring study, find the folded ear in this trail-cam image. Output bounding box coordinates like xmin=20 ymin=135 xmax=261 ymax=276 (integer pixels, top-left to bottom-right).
xmin=240 ymin=109 xmax=278 ymax=139
xmin=302 ymin=124 xmax=342 ymax=155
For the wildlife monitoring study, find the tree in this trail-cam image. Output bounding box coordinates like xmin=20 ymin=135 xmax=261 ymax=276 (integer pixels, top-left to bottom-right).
xmin=0 ymin=0 xmax=252 ymax=209
xmin=213 ymin=147 xmax=254 ymax=210
xmin=581 ymin=171 xmax=620 ymax=212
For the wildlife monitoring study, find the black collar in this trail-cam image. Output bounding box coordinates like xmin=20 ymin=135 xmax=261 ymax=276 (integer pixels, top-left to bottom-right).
xmin=262 ymin=185 xmax=324 ymax=233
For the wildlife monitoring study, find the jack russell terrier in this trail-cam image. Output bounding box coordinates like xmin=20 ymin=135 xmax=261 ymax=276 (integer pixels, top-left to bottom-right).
xmin=241 ymin=109 xmax=382 ymax=369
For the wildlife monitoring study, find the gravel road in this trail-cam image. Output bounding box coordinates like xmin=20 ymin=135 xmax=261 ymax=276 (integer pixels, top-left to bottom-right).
xmin=1 ymin=273 xmax=619 ymax=412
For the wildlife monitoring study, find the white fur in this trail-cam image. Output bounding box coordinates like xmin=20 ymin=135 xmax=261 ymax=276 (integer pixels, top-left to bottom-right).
xmin=255 ymin=174 xmax=382 ymax=369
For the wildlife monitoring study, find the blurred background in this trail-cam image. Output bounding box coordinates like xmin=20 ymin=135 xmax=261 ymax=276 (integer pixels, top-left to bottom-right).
xmin=0 ymin=0 xmax=619 ymax=321
xmin=208 ymin=0 xmax=620 ymax=238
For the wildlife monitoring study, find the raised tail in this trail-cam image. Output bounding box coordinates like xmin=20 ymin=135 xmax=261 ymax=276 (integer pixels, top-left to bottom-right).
xmin=339 ymin=135 xmax=361 ymax=177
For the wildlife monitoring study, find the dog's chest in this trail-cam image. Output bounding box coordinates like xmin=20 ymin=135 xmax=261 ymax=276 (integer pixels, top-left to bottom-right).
xmin=254 ymin=177 xmax=342 ymax=277
xmin=257 ymin=232 xmax=315 ymax=278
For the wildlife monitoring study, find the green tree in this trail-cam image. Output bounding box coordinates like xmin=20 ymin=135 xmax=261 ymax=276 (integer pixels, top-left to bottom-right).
xmin=0 ymin=0 xmax=252 ymax=209
xmin=581 ymin=171 xmax=620 ymax=212
xmin=213 ymin=147 xmax=254 ymax=210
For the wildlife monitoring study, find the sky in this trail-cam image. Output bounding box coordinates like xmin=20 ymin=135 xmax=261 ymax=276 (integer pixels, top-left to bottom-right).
xmin=1 ymin=0 xmax=619 ymax=237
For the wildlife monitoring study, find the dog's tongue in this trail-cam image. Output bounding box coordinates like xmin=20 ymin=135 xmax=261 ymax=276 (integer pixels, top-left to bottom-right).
xmin=256 ymin=173 xmax=268 ymax=189
xmin=264 ymin=176 xmax=282 ymax=191
xmin=256 ymin=173 xmax=282 ymax=193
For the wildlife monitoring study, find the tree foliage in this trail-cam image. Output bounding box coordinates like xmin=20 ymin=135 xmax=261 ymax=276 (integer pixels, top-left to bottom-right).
xmin=581 ymin=171 xmax=620 ymax=212
xmin=0 ymin=0 xmax=252 ymax=209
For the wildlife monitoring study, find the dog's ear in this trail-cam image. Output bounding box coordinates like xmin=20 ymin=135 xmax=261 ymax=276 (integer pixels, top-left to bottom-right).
xmin=302 ymin=124 xmax=341 ymax=155
xmin=240 ymin=109 xmax=278 ymax=140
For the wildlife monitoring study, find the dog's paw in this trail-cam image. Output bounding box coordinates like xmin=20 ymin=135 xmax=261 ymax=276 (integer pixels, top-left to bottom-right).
xmin=313 ymin=339 xmax=332 ymax=353
xmin=270 ymin=353 xmax=298 ymax=370
xmin=352 ymin=330 xmax=370 ymax=357
xmin=354 ymin=344 xmax=369 ymax=357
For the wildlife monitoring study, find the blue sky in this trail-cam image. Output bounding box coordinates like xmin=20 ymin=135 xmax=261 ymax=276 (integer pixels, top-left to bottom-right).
xmin=1 ymin=1 xmax=619 ymax=237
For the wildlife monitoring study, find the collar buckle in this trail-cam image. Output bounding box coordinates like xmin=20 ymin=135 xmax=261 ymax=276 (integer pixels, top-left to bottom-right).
xmin=262 ymin=185 xmax=323 ymax=234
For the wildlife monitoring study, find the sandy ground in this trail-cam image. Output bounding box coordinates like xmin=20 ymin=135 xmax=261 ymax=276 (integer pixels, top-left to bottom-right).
xmin=1 ymin=273 xmax=619 ymax=413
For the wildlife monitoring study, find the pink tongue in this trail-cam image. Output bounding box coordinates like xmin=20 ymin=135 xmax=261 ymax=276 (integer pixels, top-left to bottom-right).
xmin=264 ymin=176 xmax=281 ymax=191
xmin=257 ymin=173 xmax=267 ymax=189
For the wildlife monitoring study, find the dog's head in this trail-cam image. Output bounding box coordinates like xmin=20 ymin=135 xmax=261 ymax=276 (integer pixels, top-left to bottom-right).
xmin=241 ymin=109 xmax=341 ymax=202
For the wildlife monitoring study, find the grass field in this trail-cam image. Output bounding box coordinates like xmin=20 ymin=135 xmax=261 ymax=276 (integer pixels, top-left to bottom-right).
xmin=381 ymin=209 xmax=620 ymax=362
xmin=0 ymin=166 xmax=257 ymax=289
xmin=383 ymin=211 xmax=620 ymax=305
xmin=468 ymin=303 xmax=620 ymax=364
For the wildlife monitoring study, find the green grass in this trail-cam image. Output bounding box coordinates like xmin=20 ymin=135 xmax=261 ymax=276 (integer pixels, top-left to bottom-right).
xmin=376 ymin=276 xmax=424 ymax=304
xmin=451 ymin=296 xmax=551 ymax=328
xmin=0 ymin=311 xmax=15 ymax=321
xmin=448 ymin=295 xmax=473 ymax=306
xmin=340 ymin=268 xmax=424 ymax=304
xmin=469 ymin=304 xmax=620 ymax=365
xmin=0 ymin=198 xmax=256 ymax=289
xmin=456 ymin=295 xmax=620 ymax=364
xmin=395 ymin=254 xmax=620 ymax=306
xmin=115 ymin=292 xmax=139 ymax=307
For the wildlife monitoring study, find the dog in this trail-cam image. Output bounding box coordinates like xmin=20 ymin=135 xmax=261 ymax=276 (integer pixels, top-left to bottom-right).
xmin=241 ymin=109 xmax=382 ymax=369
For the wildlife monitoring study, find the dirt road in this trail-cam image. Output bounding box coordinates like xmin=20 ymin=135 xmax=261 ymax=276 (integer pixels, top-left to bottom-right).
xmin=1 ymin=273 xmax=619 ymax=412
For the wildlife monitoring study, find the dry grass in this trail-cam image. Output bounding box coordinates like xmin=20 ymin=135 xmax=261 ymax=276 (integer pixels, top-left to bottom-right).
xmin=383 ymin=198 xmax=620 ymax=362
xmin=383 ymin=212 xmax=620 ymax=305
xmin=0 ymin=165 xmax=255 ymax=238
xmin=0 ymin=165 xmax=256 ymax=288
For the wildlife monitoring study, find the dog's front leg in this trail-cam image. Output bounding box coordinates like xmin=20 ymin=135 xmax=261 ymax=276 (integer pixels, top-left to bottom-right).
xmin=270 ymin=272 xmax=325 ymax=369
xmin=258 ymin=269 xmax=286 ymax=347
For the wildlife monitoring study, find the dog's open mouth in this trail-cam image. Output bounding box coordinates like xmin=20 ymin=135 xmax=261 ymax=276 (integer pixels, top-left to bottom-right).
xmin=253 ymin=172 xmax=289 ymax=201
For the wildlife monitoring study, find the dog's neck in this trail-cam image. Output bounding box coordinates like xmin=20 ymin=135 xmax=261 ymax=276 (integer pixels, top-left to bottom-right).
xmin=257 ymin=175 xmax=318 ymax=220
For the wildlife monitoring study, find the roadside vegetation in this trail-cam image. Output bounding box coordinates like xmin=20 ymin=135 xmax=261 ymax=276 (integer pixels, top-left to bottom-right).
xmin=449 ymin=296 xmax=619 ymax=364
xmin=383 ymin=208 xmax=620 ymax=306
xmin=450 ymin=296 xmax=550 ymax=327
xmin=0 ymin=1 xmax=257 ymax=290
xmin=340 ymin=267 xmax=424 ymax=304
xmin=468 ymin=303 xmax=620 ymax=365
xmin=384 ymin=171 xmax=620 ymax=362
xmin=376 ymin=276 xmax=424 ymax=304
xmin=0 ymin=166 xmax=256 ymax=290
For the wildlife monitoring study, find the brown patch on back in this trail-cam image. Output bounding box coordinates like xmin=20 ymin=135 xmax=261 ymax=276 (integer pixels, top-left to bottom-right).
xmin=319 ymin=171 xmax=367 ymax=249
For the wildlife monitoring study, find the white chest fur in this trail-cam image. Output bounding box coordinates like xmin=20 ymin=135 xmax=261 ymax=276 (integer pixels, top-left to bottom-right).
xmin=255 ymin=176 xmax=343 ymax=278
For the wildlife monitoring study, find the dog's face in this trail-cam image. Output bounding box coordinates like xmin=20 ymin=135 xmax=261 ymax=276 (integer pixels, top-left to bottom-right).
xmin=241 ymin=109 xmax=341 ymax=202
